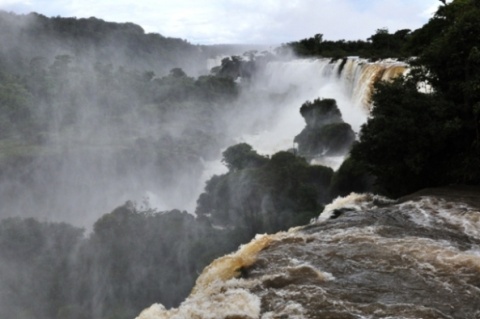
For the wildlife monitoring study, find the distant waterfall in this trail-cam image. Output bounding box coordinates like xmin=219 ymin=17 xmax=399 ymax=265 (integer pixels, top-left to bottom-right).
xmin=260 ymin=57 xmax=407 ymax=116
xmin=237 ymin=57 xmax=407 ymax=157
xmin=338 ymin=58 xmax=407 ymax=110
xmin=188 ymin=57 xmax=408 ymax=212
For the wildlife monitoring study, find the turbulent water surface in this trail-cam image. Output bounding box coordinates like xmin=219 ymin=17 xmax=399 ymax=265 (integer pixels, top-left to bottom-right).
xmin=137 ymin=187 xmax=480 ymax=319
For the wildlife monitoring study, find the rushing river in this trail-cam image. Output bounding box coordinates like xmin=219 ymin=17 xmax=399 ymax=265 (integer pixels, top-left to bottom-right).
xmin=137 ymin=186 xmax=480 ymax=319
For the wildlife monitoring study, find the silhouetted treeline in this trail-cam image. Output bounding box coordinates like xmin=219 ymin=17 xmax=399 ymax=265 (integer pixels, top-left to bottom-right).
xmin=286 ymin=0 xmax=480 ymax=197
xmin=283 ymin=28 xmax=413 ymax=59
xmin=294 ymin=98 xmax=355 ymax=158
xmin=0 ymin=54 xmax=241 ymax=225
xmin=0 ymin=12 xmax=356 ymax=315
xmin=4 ymin=1 xmax=480 ymax=318
xmin=0 ymin=77 xmax=359 ymax=318
xmin=0 ymin=10 xmax=250 ymax=226
xmin=197 ymin=145 xmax=334 ymax=238
xmin=0 ymin=10 xmax=240 ymax=169
xmin=0 ymin=209 xmax=235 ymax=319
xmin=0 ymin=10 xmax=211 ymax=77
xmin=348 ymin=0 xmax=480 ymax=197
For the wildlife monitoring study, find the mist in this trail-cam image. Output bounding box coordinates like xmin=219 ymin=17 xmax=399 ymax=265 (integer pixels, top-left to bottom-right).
xmin=0 ymin=11 xmax=254 ymax=226
xmin=0 ymin=10 xmax=410 ymax=319
xmin=0 ymin=10 xmax=409 ymax=227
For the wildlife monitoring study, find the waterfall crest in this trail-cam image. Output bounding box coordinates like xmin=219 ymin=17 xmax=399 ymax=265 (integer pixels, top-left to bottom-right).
xmin=237 ymin=57 xmax=407 ymax=160
xmin=137 ymin=187 xmax=480 ymax=319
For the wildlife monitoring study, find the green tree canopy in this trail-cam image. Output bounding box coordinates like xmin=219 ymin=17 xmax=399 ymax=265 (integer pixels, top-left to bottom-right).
xmin=295 ymin=98 xmax=355 ymax=158
xmin=221 ymin=143 xmax=268 ymax=171
xmin=351 ymin=0 xmax=480 ymax=197
xmin=299 ymin=98 xmax=343 ymax=128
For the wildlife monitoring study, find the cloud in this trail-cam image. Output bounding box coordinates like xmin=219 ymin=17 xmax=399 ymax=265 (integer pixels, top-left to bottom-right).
xmin=0 ymin=0 xmax=29 ymax=5
xmin=0 ymin=0 xmax=441 ymax=44
xmin=160 ymin=0 xmax=440 ymax=44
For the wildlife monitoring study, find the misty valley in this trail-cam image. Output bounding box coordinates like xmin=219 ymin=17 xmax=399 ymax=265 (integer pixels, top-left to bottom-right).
xmin=1 ymin=2 xmax=480 ymax=318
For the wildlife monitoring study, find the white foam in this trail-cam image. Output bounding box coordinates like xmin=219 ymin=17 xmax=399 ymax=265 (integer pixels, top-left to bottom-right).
xmin=402 ymin=197 xmax=480 ymax=239
xmin=259 ymin=293 xmax=307 ymax=318
xmin=136 ymin=285 xmax=261 ymax=319
xmin=316 ymin=193 xmax=394 ymax=222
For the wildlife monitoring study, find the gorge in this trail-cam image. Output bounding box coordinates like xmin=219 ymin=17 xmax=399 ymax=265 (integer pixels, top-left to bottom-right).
xmin=0 ymin=53 xmax=407 ymax=227
xmin=1 ymin=2 xmax=480 ymax=318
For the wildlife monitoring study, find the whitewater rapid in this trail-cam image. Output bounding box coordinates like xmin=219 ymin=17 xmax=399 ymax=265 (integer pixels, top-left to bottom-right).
xmin=137 ymin=187 xmax=480 ymax=319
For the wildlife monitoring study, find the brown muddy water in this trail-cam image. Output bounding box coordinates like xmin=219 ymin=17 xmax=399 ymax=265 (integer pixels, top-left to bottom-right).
xmin=137 ymin=188 xmax=480 ymax=319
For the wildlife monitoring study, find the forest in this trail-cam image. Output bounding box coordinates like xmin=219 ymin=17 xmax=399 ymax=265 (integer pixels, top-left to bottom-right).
xmin=287 ymin=0 xmax=480 ymax=197
xmin=283 ymin=28 xmax=413 ymax=60
xmin=1 ymin=0 xmax=480 ymax=318
xmin=0 ymin=10 xmax=354 ymax=319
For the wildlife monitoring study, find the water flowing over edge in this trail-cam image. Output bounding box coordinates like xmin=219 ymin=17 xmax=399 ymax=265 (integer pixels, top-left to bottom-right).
xmin=181 ymin=57 xmax=408 ymax=213
xmin=136 ymin=188 xmax=480 ymax=319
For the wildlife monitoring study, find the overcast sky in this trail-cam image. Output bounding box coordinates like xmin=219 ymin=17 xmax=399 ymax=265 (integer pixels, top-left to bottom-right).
xmin=0 ymin=0 xmax=442 ymax=45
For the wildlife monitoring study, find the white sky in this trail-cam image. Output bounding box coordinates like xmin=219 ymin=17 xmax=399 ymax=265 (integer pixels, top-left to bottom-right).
xmin=0 ymin=0 xmax=441 ymax=45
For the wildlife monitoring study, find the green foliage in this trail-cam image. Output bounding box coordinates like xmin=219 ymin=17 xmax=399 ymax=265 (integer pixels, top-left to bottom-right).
xmin=169 ymin=67 xmax=186 ymax=78
xmin=0 ymin=11 xmax=242 ymax=150
xmin=0 ymin=21 xmax=241 ymax=199
xmin=285 ymin=28 xmax=413 ymax=59
xmin=416 ymin=0 xmax=480 ymax=111
xmin=197 ymin=144 xmax=334 ymax=237
xmin=0 ymin=72 xmax=33 ymax=137
xmin=194 ymin=75 xmax=238 ymax=102
xmin=213 ymin=56 xmax=243 ymax=79
xmin=221 ymin=143 xmax=268 ymax=171
xmin=295 ymin=98 xmax=355 ymax=158
xmin=299 ymin=98 xmax=343 ymax=128
xmin=350 ymin=0 xmax=480 ymax=197
xmin=0 ymin=12 xmax=252 ymax=319
xmin=0 ymin=207 xmax=242 ymax=319
xmin=0 ymin=11 xmax=206 ymax=75
xmin=8 ymin=4 xmax=480 ymax=319
xmin=351 ymin=76 xmax=467 ymax=197
xmin=0 ymin=218 xmax=84 ymax=319
xmin=329 ymin=156 xmax=374 ymax=197
xmin=366 ymin=28 xmax=411 ymax=57
xmin=84 ymin=206 xmax=243 ymax=318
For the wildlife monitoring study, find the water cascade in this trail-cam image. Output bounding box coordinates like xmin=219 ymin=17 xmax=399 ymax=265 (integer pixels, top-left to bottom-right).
xmin=233 ymin=57 xmax=407 ymax=162
xmin=190 ymin=57 xmax=409 ymax=210
xmin=137 ymin=187 xmax=480 ymax=319
xmin=0 ymin=56 xmax=407 ymax=227
xmin=341 ymin=58 xmax=407 ymax=111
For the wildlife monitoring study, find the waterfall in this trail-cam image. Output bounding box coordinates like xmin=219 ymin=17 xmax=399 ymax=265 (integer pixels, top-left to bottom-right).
xmin=190 ymin=57 xmax=408 ymax=213
xmin=137 ymin=187 xmax=480 ymax=319
xmin=0 ymin=54 xmax=408 ymax=227
xmin=236 ymin=57 xmax=407 ymax=159
xmin=340 ymin=58 xmax=407 ymax=110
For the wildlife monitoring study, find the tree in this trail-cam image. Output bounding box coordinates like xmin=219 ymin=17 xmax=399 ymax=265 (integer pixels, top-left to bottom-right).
xmin=169 ymin=67 xmax=186 ymax=78
xmin=299 ymin=98 xmax=342 ymax=127
xmin=350 ymin=0 xmax=480 ymax=197
xmin=49 ymin=54 xmax=73 ymax=78
xmin=351 ymin=76 xmax=467 ymax=197
xmin=221 ymin=143 xmax=268 ymax=171
xmin=0 ymin=218 xmax=84 ymax=319
xmin=0 ymin=73 xmax=33 ymax=136
xmin=295 ymin=98 xmax=355 ymax=158
xmin=197 ymin=146 xmax=334 ymax=237
xmin=329 ymin=156 xmax=374 ymax=196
